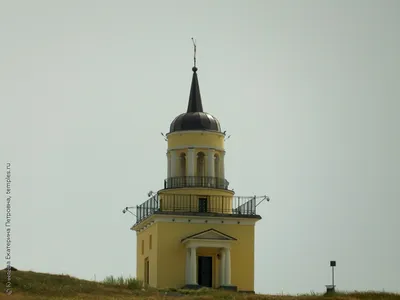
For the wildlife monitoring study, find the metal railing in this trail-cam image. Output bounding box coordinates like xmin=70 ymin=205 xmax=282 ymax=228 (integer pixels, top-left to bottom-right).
xmin=135 ymin=193 xmax=259 ymax=225
xmin=164 ymin=176 xmax=230 ymax=190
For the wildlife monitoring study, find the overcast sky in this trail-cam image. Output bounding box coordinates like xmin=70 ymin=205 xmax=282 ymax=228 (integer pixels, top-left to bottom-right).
xmin=1 ymin=0 xmax=399 ymax=295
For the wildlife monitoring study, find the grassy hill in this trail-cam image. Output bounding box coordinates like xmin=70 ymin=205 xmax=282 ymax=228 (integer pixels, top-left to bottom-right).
xmin=1 ymin=269 xmax=399 ymax=300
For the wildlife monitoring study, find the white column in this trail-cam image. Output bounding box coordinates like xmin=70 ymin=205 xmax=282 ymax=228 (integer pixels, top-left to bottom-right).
xmin=221 ymin=151 xmax=225 ymax=180
xmin=207 ymin=149 xmax=215 ymax=177
xmin=220 ymin=248 xmax=226 ymax=286
xmin=167 ymin=152 xmax=171 ymax=178
xmin=190 ymin=247 xmax=197 ymax=285
xmin=185 ymin=248 xmax=191 ymax=285
xmin=187 ymin=148 xmax=195 ymax=176
xmin=170 ymin=151 xmax=177 ymax=178
xmin=187 ymin=148 xmax=195 ymax=187
xmin=225 ymin=247 xmax=231 ymax=285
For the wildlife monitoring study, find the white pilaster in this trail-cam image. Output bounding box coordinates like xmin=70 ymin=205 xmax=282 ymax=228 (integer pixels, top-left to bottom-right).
xmin=220 ymin=248 xmax=226 ymax=286
xmin=221 ymin=151 xmax=226 ymax=180
xmin=185 ymin=248 xmax=191 ymax=285
xmin=190 ymin=247 xmax=197 ymax=285
xmin=167 ymin=152 xmax=171 ymax=178
xmin=207 ymin=149 xmax=215 ymax=177
xmin=170 ymin=151 xmax=177 ymax=177
xmin=187 ymin=148 xmax=195 ymax=177
xmin=225 ymin=247 xmax=231 ymax=285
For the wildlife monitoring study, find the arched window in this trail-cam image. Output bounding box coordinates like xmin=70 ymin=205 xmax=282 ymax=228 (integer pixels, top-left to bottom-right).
xmin=178 ymin=153 xmax=187 ymax=188
xmin=196 ymin=152 xmax=205 ymax=177
xmin=180 ymin=153 xmax=186 ymax=177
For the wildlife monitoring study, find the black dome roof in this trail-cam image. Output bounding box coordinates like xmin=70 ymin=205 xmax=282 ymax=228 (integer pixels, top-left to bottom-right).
xmin=170 ymin=112 xmax=221 ymax=132
xmin=169 ymin=67 xmax=221 ymax=134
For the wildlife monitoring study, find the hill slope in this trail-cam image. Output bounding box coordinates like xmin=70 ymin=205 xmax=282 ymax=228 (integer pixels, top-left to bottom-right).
xmin=1 ymin=269 xmax=399 ymax=300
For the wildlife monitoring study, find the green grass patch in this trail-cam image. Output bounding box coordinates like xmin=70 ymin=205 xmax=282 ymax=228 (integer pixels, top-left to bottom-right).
xmin=1 ymin=269 xmax=399 ymax=300
xmin=102 ymin=275 xmax=143 ymax=290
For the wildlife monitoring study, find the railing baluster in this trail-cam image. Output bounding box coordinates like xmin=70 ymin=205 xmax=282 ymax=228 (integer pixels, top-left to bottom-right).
xmin=163 ymin=176 xmax=230 ymax=190
xmin=133 ymin=193 xmax=261 ymax=226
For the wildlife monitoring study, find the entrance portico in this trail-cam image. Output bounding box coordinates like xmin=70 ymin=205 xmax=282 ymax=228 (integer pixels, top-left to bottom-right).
xmin=181 ymin=229 xmax=237 ymax=290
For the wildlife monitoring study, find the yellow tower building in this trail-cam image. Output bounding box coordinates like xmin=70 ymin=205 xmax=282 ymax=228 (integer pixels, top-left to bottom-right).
xmin=128 ymin=63 xmax=268 ymax=293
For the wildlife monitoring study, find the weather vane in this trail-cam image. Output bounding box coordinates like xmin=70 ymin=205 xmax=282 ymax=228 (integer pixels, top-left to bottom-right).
xmin=191 ymin=37 xmax=197 ymax=68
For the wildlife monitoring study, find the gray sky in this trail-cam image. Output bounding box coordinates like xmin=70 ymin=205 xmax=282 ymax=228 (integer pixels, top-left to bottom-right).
xmin=1 ymin=0 xmax=399 ymax=294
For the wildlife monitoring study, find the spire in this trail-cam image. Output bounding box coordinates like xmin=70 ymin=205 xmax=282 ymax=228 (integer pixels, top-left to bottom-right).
xmin=187 ymin=38 xmax=203 ymax=113
xmin=187 ymin=67 xmax=203 ymax=113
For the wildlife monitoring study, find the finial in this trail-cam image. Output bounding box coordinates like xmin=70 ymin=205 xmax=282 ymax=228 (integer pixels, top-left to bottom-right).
xmin=191 ymin=37 xmax=197 ymax=72
xmin=186 ymin=39 xmax=203 ymax=113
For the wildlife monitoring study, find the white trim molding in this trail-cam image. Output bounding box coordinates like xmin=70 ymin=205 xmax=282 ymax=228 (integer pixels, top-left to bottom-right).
xmin=166 ymin=131 xmax=225 ymax=138
xmin=168 ymin=145 xmax=225 ymax=152
xmin=131 ymin=214 xmax=259 ymax=231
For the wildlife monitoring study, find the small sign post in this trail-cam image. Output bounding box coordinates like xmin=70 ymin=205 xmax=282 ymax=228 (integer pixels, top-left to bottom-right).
xmin=330 ymin=260 xmax=336 ymax=287
xmin=325 ymin=260 xmax=337 ymax=294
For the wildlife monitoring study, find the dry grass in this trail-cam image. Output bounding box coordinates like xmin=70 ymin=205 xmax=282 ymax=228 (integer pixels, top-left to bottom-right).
xmin=0 ymin=270 xmax=399 ymax=300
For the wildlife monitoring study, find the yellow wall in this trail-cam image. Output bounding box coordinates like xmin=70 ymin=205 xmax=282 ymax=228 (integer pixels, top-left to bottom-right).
xmin=167 ymin=131 xmax=224 ymax=150
xmin=136 ymin=224 xmax=158 ymax=287
xmin=155 ymin=221 xmax=255 ymax=292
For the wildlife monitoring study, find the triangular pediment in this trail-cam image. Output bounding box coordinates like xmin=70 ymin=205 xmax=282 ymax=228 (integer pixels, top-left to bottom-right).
xmin=181 ymin=229 xmax=236 ymax=242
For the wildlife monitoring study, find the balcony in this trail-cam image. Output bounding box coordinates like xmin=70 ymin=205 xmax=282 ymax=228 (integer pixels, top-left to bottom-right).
xmin=164 ymin=176 xmax=230 ymax=190
xmin=134 ymin=193 xmax=260 ymax=225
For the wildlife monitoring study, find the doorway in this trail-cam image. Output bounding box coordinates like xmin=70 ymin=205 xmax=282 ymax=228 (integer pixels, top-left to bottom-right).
xmin=198 ymin=197 xmax=208 ymax=213
xmin=198 ymin=256 xmax=212 ymax=287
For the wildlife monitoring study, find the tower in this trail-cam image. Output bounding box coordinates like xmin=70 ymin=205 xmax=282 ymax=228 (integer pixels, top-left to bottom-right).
xmin=126 ymin=58 xmax=268 ymax=293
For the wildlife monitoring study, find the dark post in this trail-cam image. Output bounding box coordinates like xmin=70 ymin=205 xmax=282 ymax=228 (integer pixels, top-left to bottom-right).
xmin=326 ymin=260 xmax=336 ymax=294
xmin=330 ymin=260 xmax=336 ymax=287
